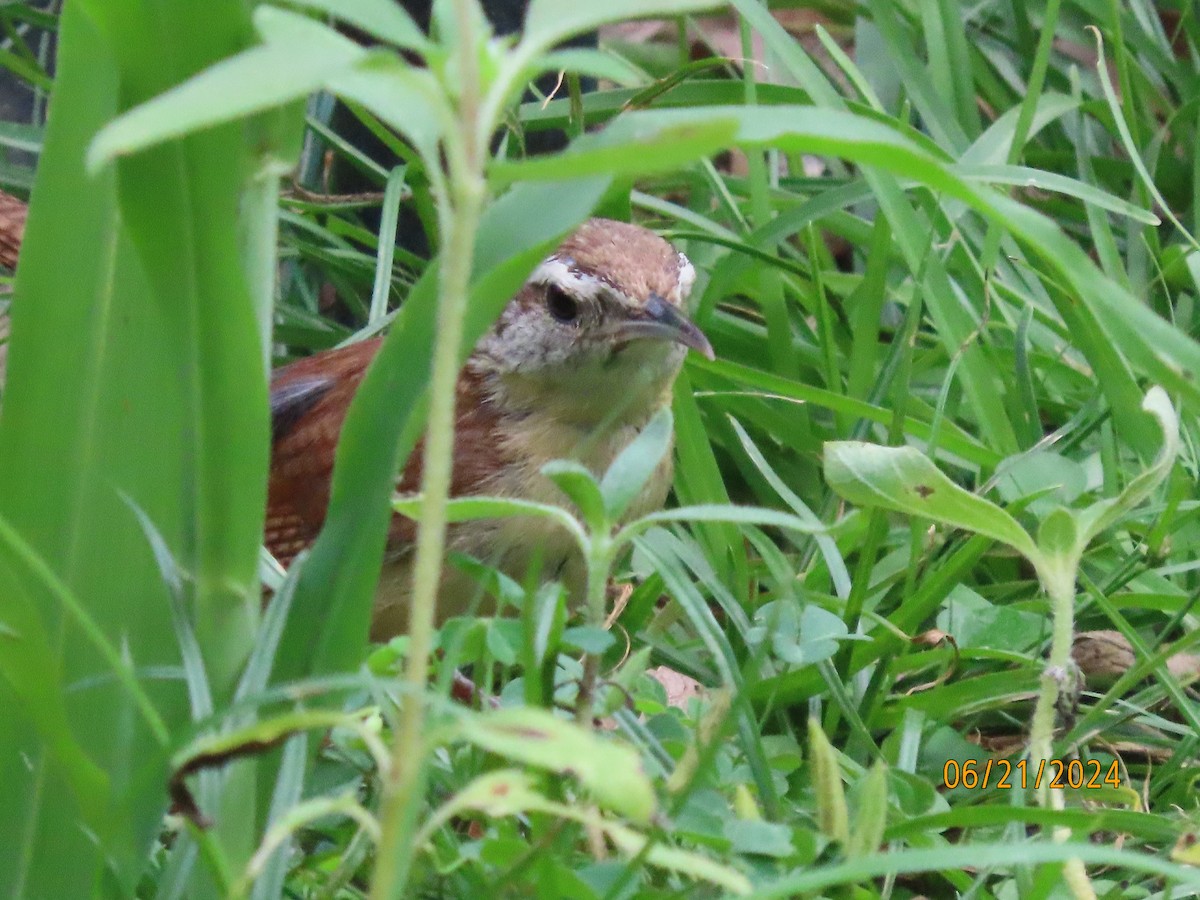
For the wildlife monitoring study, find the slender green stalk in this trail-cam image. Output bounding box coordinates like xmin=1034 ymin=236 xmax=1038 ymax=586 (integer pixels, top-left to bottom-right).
xmin=1026 ymin=557 xmax=1096 ymax=900
xmin=369 ymin=0 xmax=486 ymax=895
xmin=1025 ymin=561 xmax=1076 ymax=807
xmin=585 ymin=537 xmax=612 ymax=631
xmin=575 ymin=535 xmax=613 ymax=723
xmin=239 ymin=162 xmax=285 ymax=373
xmin=369 ymin=170 xmax=485 ymax=900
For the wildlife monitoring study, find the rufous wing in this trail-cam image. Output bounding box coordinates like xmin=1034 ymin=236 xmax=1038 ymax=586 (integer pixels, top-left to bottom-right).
xmin=264 ymin=340 xmax=506 ymax=567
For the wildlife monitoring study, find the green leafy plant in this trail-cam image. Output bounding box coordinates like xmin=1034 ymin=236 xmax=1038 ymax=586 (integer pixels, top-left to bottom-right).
xmin=826 ymin=386 xmax=1180 ymax=897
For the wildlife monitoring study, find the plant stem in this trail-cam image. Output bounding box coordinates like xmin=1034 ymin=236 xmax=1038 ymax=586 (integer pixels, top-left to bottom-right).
xmin=369 ymin=0 xmax=485 ymax=895
xmin=1026 ymin=561 xmax=1076 ymax=809
xmin=575 ymin=537 xmax=612 ymax=723
xmin=1027 ymin=558 xmax=1096 ymax=900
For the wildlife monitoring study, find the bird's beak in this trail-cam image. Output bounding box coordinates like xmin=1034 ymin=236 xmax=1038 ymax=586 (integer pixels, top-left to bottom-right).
xmin=614 ymin=294 xmax=715 ymax=360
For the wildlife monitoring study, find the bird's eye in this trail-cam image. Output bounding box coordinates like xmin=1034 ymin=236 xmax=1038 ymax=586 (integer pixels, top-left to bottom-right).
xmin=546 ymin=285 xmax=580 ymax=324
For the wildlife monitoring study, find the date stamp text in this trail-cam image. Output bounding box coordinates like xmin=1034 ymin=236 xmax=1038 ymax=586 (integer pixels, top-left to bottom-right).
xmin=943 ymin=758 xmax=1121 ymax=791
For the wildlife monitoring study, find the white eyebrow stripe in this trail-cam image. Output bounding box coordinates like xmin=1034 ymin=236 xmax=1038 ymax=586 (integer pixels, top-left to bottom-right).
xmin=675 ymin=253 xmax=695 ymax=303
xmin=528 ymin=257 xmax=612 ymax=304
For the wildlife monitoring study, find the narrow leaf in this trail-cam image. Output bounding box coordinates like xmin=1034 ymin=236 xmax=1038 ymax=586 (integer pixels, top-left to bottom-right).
xmin=541 ymin=460 xmax=607 ymax=533
xmin=393 ymin=494 xmax=587 ymax=551
xmin=617 ymin=504 xmax=825 ymax=547
xmin=1076 ymin=387 xmax=1180 ymax=543
xmin=955 ymin=164 xmax=1160 ymax=224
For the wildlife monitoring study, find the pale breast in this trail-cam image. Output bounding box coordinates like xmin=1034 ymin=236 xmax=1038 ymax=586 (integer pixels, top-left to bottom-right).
xmin=369 ymin=404 xmax=675 ymax=637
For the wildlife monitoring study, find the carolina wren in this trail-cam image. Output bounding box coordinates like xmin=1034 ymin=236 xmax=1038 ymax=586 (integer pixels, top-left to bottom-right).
xmin=266 ymin=218 xmax=711 ymax=638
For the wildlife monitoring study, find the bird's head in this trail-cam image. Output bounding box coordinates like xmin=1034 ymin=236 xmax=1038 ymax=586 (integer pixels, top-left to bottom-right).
xmin=472 ymin=218 xmax=711 ymax=427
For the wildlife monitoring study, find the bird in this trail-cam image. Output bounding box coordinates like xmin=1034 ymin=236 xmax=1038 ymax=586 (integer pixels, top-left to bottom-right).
xmin=265 ymin=218 xmax=712 ymax=638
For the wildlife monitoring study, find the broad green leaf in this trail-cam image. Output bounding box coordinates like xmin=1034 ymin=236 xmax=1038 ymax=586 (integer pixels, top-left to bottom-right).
xmin=992 ymin=450 xmax=1089 ymax=517
xmin=0 ymin=17 xmax=175 ymax=892
xmin=937 ymin=585 xmax=1045 ymax=653
xmin=724 ymin=819 xmax=797 ymax=859
xmin=755 ymin=601 xmax=847 ymax=668
xmin=282 ymin=0 xmax=427 ymax=52
xmin=0 ymin=515 xmax=111 ymax=869
xmin=327 ymin=53 xmax=447 ymax=158
xmin=457 ymin=707 xmax=656 ymax=824
xmin=87 ymin=8 xmax=364 ymax=171
xmin=600 ymin=406 xmax=673 ymax=521
xmin=0 ymin=1 xmax=275 ymax=893
xmin=483 ymin=619 xmax=518 ymax=666
xmin=103 ymin=17 xmax=276 ymax=694
xmin=561 ymin=625 xmax=616 ymax=655
xmin=824 ymin=441 xmax=1039 ymax=560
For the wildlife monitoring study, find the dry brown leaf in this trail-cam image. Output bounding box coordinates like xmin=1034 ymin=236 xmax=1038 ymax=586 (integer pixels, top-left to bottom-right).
xmin=648 ymin=665 xmax=704 ymax=710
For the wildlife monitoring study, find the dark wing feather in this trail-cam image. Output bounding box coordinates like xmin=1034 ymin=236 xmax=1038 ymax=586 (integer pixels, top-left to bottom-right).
xmin=270 ymin=376 xmax=335 ymax=442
